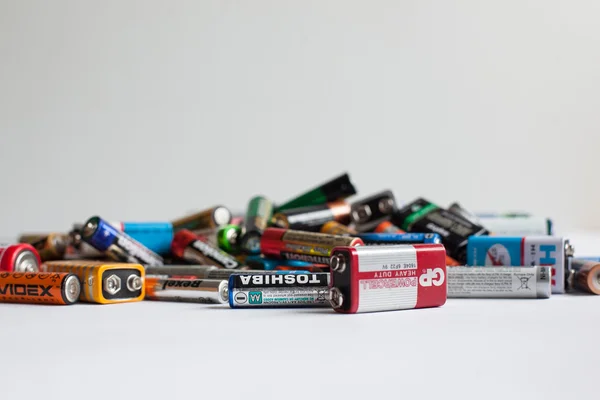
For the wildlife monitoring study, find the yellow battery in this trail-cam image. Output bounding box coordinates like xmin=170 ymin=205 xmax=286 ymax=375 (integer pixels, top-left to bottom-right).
xmin=42 ymin=260 xmax=145 ymax=304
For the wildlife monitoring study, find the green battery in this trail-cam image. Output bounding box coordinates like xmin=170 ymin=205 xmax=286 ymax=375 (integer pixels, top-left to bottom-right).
xmin=217 ymin=224 xmax=242 ymax=254
xmin=276 ymin=173 xmax=357 ymax=212
xmin=240 ymin=196 xmax=274 ymax=254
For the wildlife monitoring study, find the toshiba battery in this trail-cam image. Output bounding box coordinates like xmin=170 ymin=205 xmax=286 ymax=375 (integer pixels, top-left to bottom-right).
xmin=329 ymin=244 xmax=447 ymax=314
xmin=466 ymin=236 xmax=574 ymax=294
xmin=228 ymin=272 xmax=330 ymax=308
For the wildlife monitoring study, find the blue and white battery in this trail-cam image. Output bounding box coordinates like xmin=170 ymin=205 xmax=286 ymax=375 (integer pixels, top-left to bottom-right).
xmin=466 ymin=236 xmax=574 ymax=293
xmin=358 ymin=232 xmax=441 ymax=245
xmin=110 ymin=221 xmax=174 ymax=255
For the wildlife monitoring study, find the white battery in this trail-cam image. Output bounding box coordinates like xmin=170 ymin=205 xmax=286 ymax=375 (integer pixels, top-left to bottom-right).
xmin=447 ymin=266 xmax=552 ymax=298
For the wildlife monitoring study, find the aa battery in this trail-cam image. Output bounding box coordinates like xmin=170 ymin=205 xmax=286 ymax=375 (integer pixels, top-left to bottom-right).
xmin=466 ymin=236 xmax=574 ymax=294
xmin=172 ymin=205 xmax=232 ymax=232
xmin=43 ymin=260 xmax=145 ymax=304
xmin=217 ymin=224 xmax=242 ymax=254
xmin=145 ymin=277 xmax=229 ymax=304
xmin=276 ymin=172 xmax=357 ymax=212
xmin=374 ymin=221 xmax=405 ymax=234
xmin=0 ymin=243 xmax=41 ymax=272
xmin=240 ymin=196 xmax=274 ymax=254
xmin=18 ymin=233 xmax=68 ymax=261
xmin=271 ymin=201 xmax=351 ymax=232
xmin=350 ymin=190 xmax=397 ymax=232
xmin=328 ymin=244 xmax=447 ymax=314
xmin=447 ymin=266 xmax=552 ymax=299
xmin=569 ymin=259 xmax=600 ymax=295
xmin=171 ymin=230 xmax=240 ymax=269
xmin=392 ymin=198 xmax=489 ymax=264
xmin=109 ymin=221 xmax=174 ymax=255
xmin=81 ymin=216 xmax=164 ymax=266
xmin=260 ymin=228 xmax=364 ymax=265
xmin=320 ymin=221 xmax=357 ymax=236
xmin=358 ymin=232 xmax=442 ymax=245
xmin=0 ymin=271 xmax=81 ymax=305
xmin=244 ymin=255 xmax=316 ymax=271
xmin=228 ymin=272 xmax=330 ymax=308
xmin=69 ymin=224 xmax=105 ymax=258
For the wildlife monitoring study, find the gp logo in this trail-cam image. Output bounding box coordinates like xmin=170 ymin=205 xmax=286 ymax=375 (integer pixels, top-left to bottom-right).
xmin=419 ymin=268 xmax=445 ymax=287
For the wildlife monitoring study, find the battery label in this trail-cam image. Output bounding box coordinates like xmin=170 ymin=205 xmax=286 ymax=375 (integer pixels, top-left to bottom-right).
xmin=448 ymin=268 xmax=538 ymax=298
xmin=230 ymin=287 xmax=330 ymax=307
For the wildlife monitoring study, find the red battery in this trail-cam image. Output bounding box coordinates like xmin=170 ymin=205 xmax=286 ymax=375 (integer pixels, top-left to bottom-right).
xmin=171 ymin=230 xmax=241 ymax=269
xmin=329 ymin=244 xmax=447 ymax=313
xmin=261 ymin=228 xmax=363 ymax=265
xmin=0 ymin=244 xmax=42 ymax=273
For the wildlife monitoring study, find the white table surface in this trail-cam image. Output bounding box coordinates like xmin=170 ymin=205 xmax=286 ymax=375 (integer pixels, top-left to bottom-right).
xmin=1 ymin=232 xmax=599 ymax=400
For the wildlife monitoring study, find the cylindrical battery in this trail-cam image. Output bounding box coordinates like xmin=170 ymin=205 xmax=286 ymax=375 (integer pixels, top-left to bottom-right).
xmin=81 ymin=216 xmax=164 ymax=266
xmin=271 ymin=201 xmax=351 ymax=232
xmin=228 ymin=272 xmax=331 ymax=308
xmin=240 ymin=196 xmax=274 ymax=254
xmin=276 ymin=173 xmax=357 ymax=212
xmin=172 ymin=230 xmax=240 ymax=269
xmin=447 ymin=266 xmax=551 ymax=298
xmin=570 ymin=259 xmax=600 ymax=295
xmin=358 ymin=232 xmax=442 ymax=245
xmin=374 ymin=221 xmax=405 ymax=234
xmin=320 ymin=221 xmax=357 ymax=236
xmin=217 ymin=224 xmax=242 ymax=254
xmin=145 ymin=277 xmax=229 ymax=304
xmin=69 ymin=224 xmax=105 ymax=258
xmin=109 ymin=221 xmax=174 ymax=255
xmin=244 ymin=255 xmax=316 ymax=271
xmin=172 ymin=206 xmax=232 ymax=232
xmin=145 ymin=265 xmax=220 ymax=278
xmin=260 ymin=228 xmax=364 ymax=265
xmin=0 ymin=244 xmax=41 ymax=272
xmin=19 ymin=233 xmax=68 ymax=261
xmin=0 ymin=271 xmax=81 ymax=305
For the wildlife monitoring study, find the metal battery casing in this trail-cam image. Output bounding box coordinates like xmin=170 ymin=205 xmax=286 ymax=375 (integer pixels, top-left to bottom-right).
xmin=43 ymin=260 xmax=145 ymax=304
xmin=145 ymin=278 xmax=228 ymax=304
xmin=0 ymin=243 xmax=41 ymax=272
xmin=0 ymin=271 xmax=81 ymax=305
xmin=569 ymin=259 xmax=600 ymax=295
xmin=329 ymin=244 xmax=447 ymax=314
xmin=447 ymin=266 xmax=551 ymax=298
xmin=172 ymin=206 xmax=232 ymax=232
xmin=466 ymin=236 xmax=573 ymax=294
xmin=272 ymin=201 xmax=351 ymax=232
xmin=358 ymin=232 xmax=441 ymax=245
xmin=228 ymin=272 xmax=330 ymax=308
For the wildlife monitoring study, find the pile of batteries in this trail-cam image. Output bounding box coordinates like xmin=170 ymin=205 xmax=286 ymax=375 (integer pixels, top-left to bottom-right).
xmin=1 ymin=172 xmax=598 ymax=314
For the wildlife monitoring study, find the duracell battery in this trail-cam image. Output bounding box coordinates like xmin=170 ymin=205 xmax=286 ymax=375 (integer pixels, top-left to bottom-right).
xmin=271 ymin=201 xmax=351 ymax=232
xmin=569 ymin=259 xmax=600 ymax=295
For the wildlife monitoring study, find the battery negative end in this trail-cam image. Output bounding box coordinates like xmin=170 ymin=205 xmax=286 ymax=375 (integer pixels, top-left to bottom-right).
xmin=329 ymin=287 xmax=344 ymax=309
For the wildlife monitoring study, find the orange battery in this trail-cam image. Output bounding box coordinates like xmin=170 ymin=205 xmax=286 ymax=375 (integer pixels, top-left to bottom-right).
xmin=374 ymin=221 xmax=405 ymax=234
xmin=0 ymin=271 xmax=80 ymax=305
xmin=320 ymin=221 xmax=357 ymax=236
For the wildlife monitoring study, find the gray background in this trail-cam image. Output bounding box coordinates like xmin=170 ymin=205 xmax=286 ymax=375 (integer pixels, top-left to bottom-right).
xmin=1 ymin=0 xmax=599 ymax=237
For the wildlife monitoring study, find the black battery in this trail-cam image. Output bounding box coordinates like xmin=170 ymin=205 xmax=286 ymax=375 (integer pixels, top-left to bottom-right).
xmin=392 ymin=198 xmax=488 ymax=263
xmin=349 ymin=190 xmax=396 ymax=232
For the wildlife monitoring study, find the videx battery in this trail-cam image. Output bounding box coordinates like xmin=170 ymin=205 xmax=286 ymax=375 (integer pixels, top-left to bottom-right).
xmin=276 ymin=173 xmax=357 ymax=212
xmin=392 ymin=198 xmax=488 ymax=263
xmin=358 ymin=232 xmax=441 ymax=245
xmin=466 ymin=236 xmax=574 ymax=293
xmin=0 ymin=243 xmax=41 ymax=272
xmin=260 ymin=228 xmax=364 ymax=265
xmin=328 ymin=244 xmax=447 ymax=314
xmin=145 ymin=277 xmax=228 ymax=304
xmin=229 ymin=272 xmax=330 ymax=308
xmin=350 ymin=190 xmax=396 ymax=232
xmin=447 ymin=266 xmax=551 ymax=299
xmin=81 ymin=216 xmax=164 ymax=266
xmin=43 ymin=260 xmax=145 ymax=304
xmin=0 ymin=271 xmax=81 ymax=305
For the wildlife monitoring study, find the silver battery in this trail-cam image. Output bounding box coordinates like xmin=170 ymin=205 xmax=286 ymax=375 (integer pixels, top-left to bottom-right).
xmin=145 ymin=265 xmax=219 ymax=277
xmin=476 ymin=216 xmax=552 ymax=236
xmin=447 ymin=266 xmax=551 ymax=299
xmin=145 ymin=278 xmax=228 ymax=304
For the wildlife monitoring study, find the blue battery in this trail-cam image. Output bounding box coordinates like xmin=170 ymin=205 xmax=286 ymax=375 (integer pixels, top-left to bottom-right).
xmin=84 ymin=217 xmax=120 ymax=251
xmin=358 ymin=232 xmax=441 ymax=245
xmin=244 ymin=255 xmax=314 ymax=271
xmin=114 ymin=222 xmax=174 ymax=255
